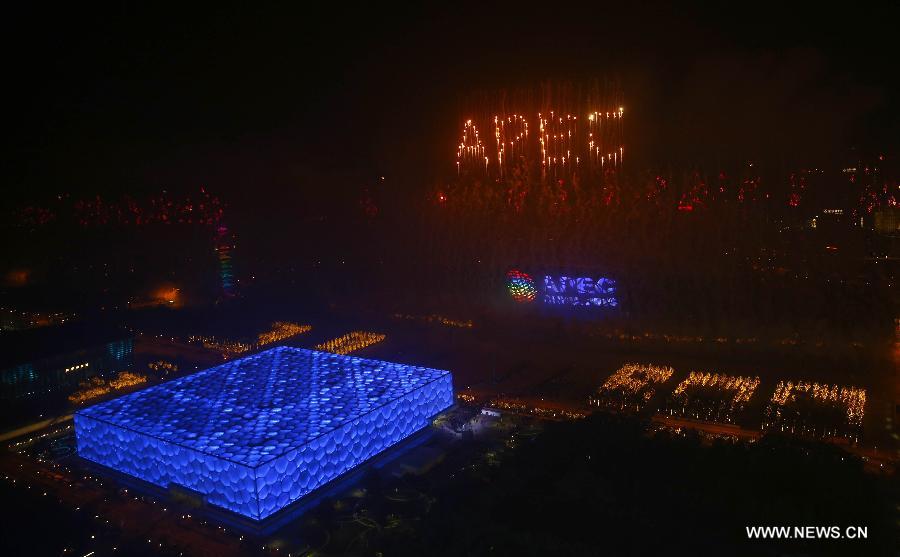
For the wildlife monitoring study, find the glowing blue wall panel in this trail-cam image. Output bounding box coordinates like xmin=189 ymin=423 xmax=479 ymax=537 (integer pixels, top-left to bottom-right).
xmin=75 ymin=347 xmax=454 ymax=520
xmin=74 ymin=413 xmax=259 ymax=515
xmin=253 ymin=373 xmax=452 ymax=519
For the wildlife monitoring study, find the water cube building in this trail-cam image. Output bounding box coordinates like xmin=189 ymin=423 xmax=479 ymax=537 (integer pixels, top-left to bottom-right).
xmin=75 ymin=346 xmax=454 ymax=520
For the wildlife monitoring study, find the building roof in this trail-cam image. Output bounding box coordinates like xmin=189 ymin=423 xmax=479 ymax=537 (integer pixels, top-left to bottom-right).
xmin=76 ymin=346 xmax=451 ymax=467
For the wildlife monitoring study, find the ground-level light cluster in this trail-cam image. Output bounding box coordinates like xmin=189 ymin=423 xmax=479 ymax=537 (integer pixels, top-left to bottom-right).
xmin=190 ymin=335 xmax=254 ymax=356
xmin=392 ymin=313 xmax=474 ymax=329
xmin=314 ymin=331 xmax=386 ymax=355
xmin=189 ymin=321 xmax=312 ymax=358
xmin=0 ymin=306 xmax=73 ymax=330
xmin=666 ymin=372 xmax=760 ymax=424
xmin=257 ymin=322 xmax=312 ymax=346
xmin=67 ymin=371 xmax=148 ymax=404
xmin=489 ymin=398 xmax=585 ymax=420
xmin=147 ymin=360 xmax=178 ymax=374
xmin=590 ymin=363 xmax=674 ymax=411
xmin=763 ymin=380 xmax=866 ymax=442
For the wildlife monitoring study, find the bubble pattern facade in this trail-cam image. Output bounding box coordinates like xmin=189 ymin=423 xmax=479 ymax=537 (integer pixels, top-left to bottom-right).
xmin=75 ymin=346 xmax=454 ymax=520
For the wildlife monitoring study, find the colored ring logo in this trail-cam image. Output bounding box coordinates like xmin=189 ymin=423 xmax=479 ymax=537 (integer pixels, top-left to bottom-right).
xmin=506 ymin=269 xmax=536 ymax=303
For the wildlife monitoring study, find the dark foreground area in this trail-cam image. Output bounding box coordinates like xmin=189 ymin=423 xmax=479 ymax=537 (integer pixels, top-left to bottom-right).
xmin=3 ymin=411 xmax=895 ymax=557
xmin=371 ymin=415 xmax=897 ymax=556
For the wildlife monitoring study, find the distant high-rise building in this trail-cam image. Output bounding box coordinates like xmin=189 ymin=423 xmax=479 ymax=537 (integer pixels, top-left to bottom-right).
xmin=873 ymin=207 xmax=900 ymax=234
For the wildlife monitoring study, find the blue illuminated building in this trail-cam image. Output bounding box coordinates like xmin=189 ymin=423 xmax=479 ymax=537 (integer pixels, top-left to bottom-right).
xmin=75 ymin=346 xmax=454 ymax=520
xmin=1 ymin=336 xmax=134 ymax=400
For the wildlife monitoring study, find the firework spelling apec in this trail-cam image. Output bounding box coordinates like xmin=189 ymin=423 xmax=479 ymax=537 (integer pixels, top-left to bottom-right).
xmin=457 ymin=110 xmax=624 ymax=177
xmin=456 ymin=90 xmax=625 ymax=181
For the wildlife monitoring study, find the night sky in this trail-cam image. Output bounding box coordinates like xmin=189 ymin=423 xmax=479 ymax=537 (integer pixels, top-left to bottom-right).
xmin=5 ymin=2 xmax=899 ymax=210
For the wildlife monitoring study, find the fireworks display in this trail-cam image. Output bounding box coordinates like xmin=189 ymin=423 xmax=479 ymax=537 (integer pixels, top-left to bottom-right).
xmin=314 ymin=331 xmax=386 ymax=355
xmin=457 ymin=120 xmax=487 ymax=176
xmin=16 ymin=188 xmax=226 ymax=228
xmin=667 ymin=372 xmax=761 ymax=423
xmin=256 ymin=322 xmax=312 ymax=346
xmin=455 ymin=83 xmax=625 ymax=182
xmin=493 ymin=114 xmax=528 ymax=178
xmin=443 ymin=87 xmax=896 ymax=220
xmin=506 ymin=269 xmax=537 ymax=303
xmin=586 ymin=108 xmax=625 ymax=170
xmin=189 ymin=321 xmax=312 ymax=358
xmin=763 ymin=380 xmax=866 ymax=441
xmin=68 ymin=371 xmax=148 ymax=404
xmin=590 ymin=363 xmax=674 ymax=411
xmin=458 ymin=109 xmax=625 ymax=180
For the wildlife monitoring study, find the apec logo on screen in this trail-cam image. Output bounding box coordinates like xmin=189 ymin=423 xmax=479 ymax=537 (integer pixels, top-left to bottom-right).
xmin=543 ymin=275 xmax=618 ymax=307
xmin=506 ymin=269 xmax=618 ymax=308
